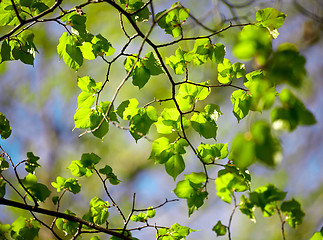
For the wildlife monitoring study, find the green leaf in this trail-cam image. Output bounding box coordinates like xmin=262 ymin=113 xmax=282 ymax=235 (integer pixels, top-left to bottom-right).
xmin=20 ymin=173 xmax=51 ymax=202
xmin=149 ymin=138 xmax=188 ymax=180
xmin=217 ymin=58 xmax=246 ymax=84
xmin=80 ymin=152 xmax=100 ymax=168
xmin=156 ymin=3 xmax=189 ymax=38
xmin=157 ymin=223 xmax=196 ymax=240
xmin=119 ymin=0 xmax=151 ymax=22
xmin=0 ymin=2 xmax=21 ymax=26
xmin=25 ymin=152 xmax=40 ymax=173
xmin=0 ymin=30 xmax=36 ymax=65
xmin=212 ymin=220 xmax=227 ymax=236
xmin=68 ymin=160 xmax=93 ymax=177
xmin=272 ymin=88 xmax=316 ymax=132
xmin=256 ymin=8 xmax=286 ymax=38
xmin=52 ymin=196 xmax=59 ymax=205
xmin=0 ymin=112 xmax=12 ymax=139
xmin=268 ymin=43 xmax=306 ymax=87
xmin=77 ymin=76 xmax=102 ymax=93
xmin=230 ymin=133 xmax=255 ymax=169
xmin=165 ymin=154 xmax=185 ymax=181
xmin=166 ymin=47 xmax=189 ymax=75
xmin=173 ymin=172 xmax=207 ymax=215
xmin=91 ymin=34 xmax=115 ymax=57
xmin=74 ymin=103 xmax=93 ymax=129
xmin=176 ymin=82 xmax=210 ymax=111
xmin=149 ymin=137 xmax=172 ymax=164
xmin=124 ymin=52 xmax=162 ymax=89
xmin=11 ymin=216 xmax=41 ymax=240
xmin=231 ymin=89 xmax=251 ymax=122
xmin=52 ymin=176 xmax=81 ymax=194
xmin=90 ymin=236 xmax=101 ymax=240
xmin=130 ymin=207 xmax=155 ymax=223
xmin=231 ymin=121 xmax=281 ymax=168
xmin=197 ymin=143 xmax=228 ymax=163
xmin=210 ymin=43 xmax=226 ymax=63
xmin=215 ymin=172 xmax=248 ymax=204
xmin=249 ymin=184 xmax=287 ymax=217
xmin=0 ymin=157 xmax=9 ymax=173
xmin=79 ymin=42 xmax=96 ymax=60
xmin=245 ymin=70 xmax=276 ymax=111
xmin=129 ymin=106 xmax=158 ymax=141
xmin=0 ymin=222 xmax=10 ymax=238
xmin=56 ymin=210 xmax=78 ymax=236
xmin=116 ymin=98 xmax=139 ymax=120
xmin=0 ymin=178 xmax=6 ymax=198
xmin=146 ymin=207 xmax=156 ymax=218
xmin=61 ymin=11 xmax=87 ymax=37
xmin=132 ymin=63 xmax=150 ymax=89
xmin=57 ymin=32 xmax=83 ymax=70
xmin=310 ymin=229 xmax=323 ymax=240
xmin=89 ymin=101 xmax=118 ymax=139
xmin=190 ymin=38 xmax=211 ymax=65
xmin=99 ymin=165 xmax=121 ymax=185
xmin=184 ymin=172 xmax=207 ymax=185
xmin=173 ymin=179 xmax=195 ymax=199
xmin=190 ymin=105 xmax=218 ymax=140
xmin=89 ymin=197 xmax=109 ymax=225
xmin=251 ymin=121 xmax=282 ymax=166
xmin=142 ymin=52 xmax=163 ymax=75
xmin=130 ymin=213 xmax=145 ymax=222
xmin=0 ymin=40 xmax=12 ymax=62
xmin=155 ymin=108 xmax=181 ymax=134
xmin=239 ymin=195 xmax=256 ymax=222
xmin=281 ymin=199 xmax=305 ymax=228
xmin=233 ymin=25 xmax=272 ymax=65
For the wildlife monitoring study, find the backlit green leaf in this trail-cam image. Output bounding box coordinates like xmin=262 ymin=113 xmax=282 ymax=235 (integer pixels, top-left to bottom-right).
xmin=56 ymin=210 xmax=78 ymax=236
xmin=174 ymin=172 xmax=207 ymax=215
xmin=0 ymin=112 xmax=12 ymax=139
xmin=233 ymin=25 xmax=272 ymax=65
xmin=197 ymin=143 xmax=228 ymax=163
xmin=25 ymin=152 xmax=40 ymax=173
xmin=165 ymin=154 xmax=185 ymax=180
xmin=156 ymin=3 xmax=189 ymax=38
xmin=249 ymin=184 xmax=287 ymax=217
xmin=281 ymin=199 xmax=305 ymax=228
xmin=212 ymin=220 xmax=227 ymax=236
xmin=239 ymin=195 xmax=256 ymax=222
xmin=176 ymin=82 xmax=210 ymax=111
xmin=11 ymin=216 xmax=41 ymax=240
xmin=21 ymin=173 xmax=51 ymax=202
xmin=89 ymin=197 xmax=109 ymax=225
xmin=99 ymin=165 xmax=121 ymax=185
xmin=215 ymin=172 xmax=248 ymax=203
xmin=0 ymin=178 xmax=6 ymax=198
xmin=57 ymin=32 xmax=83 ymax=70
xmin=231 ymin=89 xmax=251 ymax=122
xmin=256 ymin=8 xmax=286 ymax=38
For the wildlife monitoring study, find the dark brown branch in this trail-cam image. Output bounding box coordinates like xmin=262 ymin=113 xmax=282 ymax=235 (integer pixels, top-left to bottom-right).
xmin=0 ymin=0 xmax=63 ymax=41
xmin=94 ymin=169 xmax=126 ymax=222
xmin=10 ymin=0 xmax=24 ymax=23
xmin=0 ymin=198 xmax=132 ymax=240
xmin=276 ymin=205 xmax=286 ymax=240
xmin=155 ymin=22 xmax=253 ymax=48
xmin=134 ymin=198 xmax=179 ymax=212
xmin=227 ymin=194 xmax=238 ymax=240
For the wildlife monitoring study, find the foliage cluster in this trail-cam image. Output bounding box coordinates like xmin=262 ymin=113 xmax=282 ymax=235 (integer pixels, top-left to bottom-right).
xmin=0 ymin=0 xmax=320 ymax=239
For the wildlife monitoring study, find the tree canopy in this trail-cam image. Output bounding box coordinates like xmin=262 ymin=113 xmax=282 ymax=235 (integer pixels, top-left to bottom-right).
xmin=0 ymin=0 xmax=322 ymax=239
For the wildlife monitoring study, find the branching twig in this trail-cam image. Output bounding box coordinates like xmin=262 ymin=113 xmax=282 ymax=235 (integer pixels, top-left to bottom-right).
xmin=0 ymin=198 xmax=132 ymax=240
xmin=276 ymin=205 xmax=286 ymax=240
